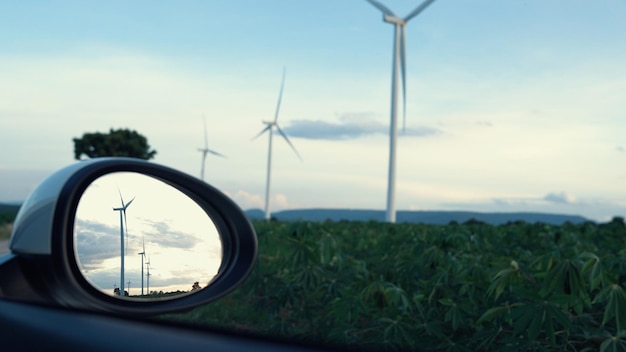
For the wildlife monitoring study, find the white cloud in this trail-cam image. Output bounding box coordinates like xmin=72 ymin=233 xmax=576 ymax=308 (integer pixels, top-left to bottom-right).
xmin=228 ymin=190 xmax=264 ymax=210
xmin=274 ymin=194 xmax=289 ymax=210
xmin=223 ymin=190 xmax=289 ymax=212
xmin=283 ymin=112 xmax=441 ymax=140
xmin=544 ymin=192 xmax=576 ymax=204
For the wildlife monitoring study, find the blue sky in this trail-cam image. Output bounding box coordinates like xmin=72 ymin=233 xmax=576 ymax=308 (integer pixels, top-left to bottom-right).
xmin=1 ymin=0 xmax=625 ymax=221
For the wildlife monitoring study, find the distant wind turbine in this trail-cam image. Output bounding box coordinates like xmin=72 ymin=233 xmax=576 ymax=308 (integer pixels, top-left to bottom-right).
xmin=365 ymin=0 xmax=437 ymax=223
xmin=252 ymin=67 xmax=302 ymax=221
xmin=113 ymin=191 xmax=134 ymax=298
xmin=145 ymin=255 xmax=151 ymax=294
xmin=198 ymin=115 xmax=226 ymax=181
xmin=138 ymin=238 xmax=146 ymax=296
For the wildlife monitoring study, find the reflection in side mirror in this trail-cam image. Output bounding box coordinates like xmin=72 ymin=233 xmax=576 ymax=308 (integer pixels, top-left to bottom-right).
xmin=74 ymin=172 xmax=223 ymax=299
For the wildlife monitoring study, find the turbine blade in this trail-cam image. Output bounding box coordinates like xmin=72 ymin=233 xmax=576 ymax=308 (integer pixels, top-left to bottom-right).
xmin=207 ymin=149 xmax=226 ymax=158
xmin=118 ymin=189 xmax=125 ymax=207
xmin=124 ymin=197 xmax=135 ymax=209
xmin=400 ymin=25 xmax=407 ymax=133
xmin=365 ymin=0 xmax=396 ymax=17
xmin=276 ymin=125 xmax=302 ymax=161
xmin=404 ymin=0 xmax=437 ymax=22
xmin=251 ymin=125 xmax=272 ymax=141
xmin=274 ymin=67 xmax=286 ymax=123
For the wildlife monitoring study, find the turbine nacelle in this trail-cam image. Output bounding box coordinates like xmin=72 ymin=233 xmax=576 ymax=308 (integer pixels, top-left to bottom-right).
xmin=113 ymin=195 xmax=135 ymax=212
xmin=383 ymin=15 xmax=405 ymax=26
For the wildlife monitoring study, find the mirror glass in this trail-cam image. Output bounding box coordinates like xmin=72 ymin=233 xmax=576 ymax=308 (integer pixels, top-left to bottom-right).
xmin=74 ymin=171 xmax=223 ymax=299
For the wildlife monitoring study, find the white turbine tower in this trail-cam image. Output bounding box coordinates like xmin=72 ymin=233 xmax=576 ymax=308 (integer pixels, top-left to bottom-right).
xmin=113 ymin=191 xmax=134 ymax=298
xmin=198 ymin=115 xmax=226 ymax=181
xmin=252 ymin=67 xmax=302 ymax=221
xmin=138 ymin=238 xmax=146 ymax=296
xmin=365 ymin=0 xmax=437 ymax=223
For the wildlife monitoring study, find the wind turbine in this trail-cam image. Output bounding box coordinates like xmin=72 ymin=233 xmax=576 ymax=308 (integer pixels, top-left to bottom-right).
xmin=145 ymin=255 xmax=151 ymax=295
xmin=113 ymin=191 xmax=135 ymax=298
xmin=138 ymin=238 xmax=146 ymax=296
xmin=251 ymin=67 xmax=302 ymax=221
xmin=365 ymin=0 xmax=437 ymax=223
xmin=198 ymin=115 xmax=226 ymax=181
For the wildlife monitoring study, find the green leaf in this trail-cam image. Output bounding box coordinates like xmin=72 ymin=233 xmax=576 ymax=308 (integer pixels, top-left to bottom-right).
xmin=526 ymin=308 xmax=544 ymax=341
xmin=477 ymin=305 xmax=511 ymax=325
xmin=600 ymin=334 xmax=626 ymax=352
xmin=511 ymin=303 xmax=535 ymax=337
xmin=594 ymin=283 xmax=626 ymax=331
xmin=439 ymin=298 xmax=454 ymax=307
xmin=580 ymin=252 xmax=607 ymax=291
xmin=510 ymin=299 xmax=571 ymax=346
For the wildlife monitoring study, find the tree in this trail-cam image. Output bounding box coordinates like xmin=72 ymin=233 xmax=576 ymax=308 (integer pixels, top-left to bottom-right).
xmin=73 ymin=128 xmax=157 ymax=160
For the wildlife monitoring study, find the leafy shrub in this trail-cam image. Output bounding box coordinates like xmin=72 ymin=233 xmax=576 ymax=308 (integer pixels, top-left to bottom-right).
xmin=168 ymin=219 xmax=626 ymax=351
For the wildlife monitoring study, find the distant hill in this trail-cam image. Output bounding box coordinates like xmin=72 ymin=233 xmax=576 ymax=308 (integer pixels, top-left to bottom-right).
xmin=3 ymin=202 xmax=590 ymax=226
xmin=245 ymin=208 xmax=590 ymax=225
xmin=245 ymin=209 xmax=265 ymax=220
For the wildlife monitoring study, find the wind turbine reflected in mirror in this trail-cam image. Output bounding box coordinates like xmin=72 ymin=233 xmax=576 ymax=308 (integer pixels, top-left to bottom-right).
xmin=145 ymin=255 xmax=152 ymax=294
xmin=112 ymin=191 xmax=134 ymax=297
xmin=138 ymin=237 xmax=146 ymax=296
xmin=75 ymin=171 xmax=225 ymax=297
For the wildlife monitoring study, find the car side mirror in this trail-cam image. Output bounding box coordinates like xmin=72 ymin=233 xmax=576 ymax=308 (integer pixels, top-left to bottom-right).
xmin=0 ymin=158 xmax=257 ymax=316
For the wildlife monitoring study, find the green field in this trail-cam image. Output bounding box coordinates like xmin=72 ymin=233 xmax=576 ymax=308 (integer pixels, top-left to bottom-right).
xmin=0 ymin=224 xmax=11 ymax=241
xmin=166 ymin=218 xmax=626 ymax=351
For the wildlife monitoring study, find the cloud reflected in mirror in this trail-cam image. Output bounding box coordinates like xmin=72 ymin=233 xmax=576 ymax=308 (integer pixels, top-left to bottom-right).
xmin=74 ymin=171 xmax=222 ymax=298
